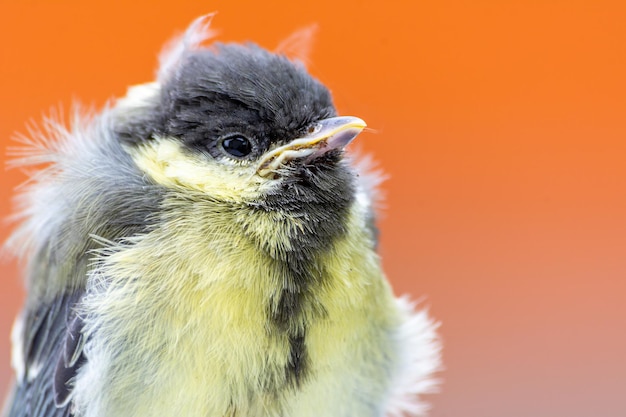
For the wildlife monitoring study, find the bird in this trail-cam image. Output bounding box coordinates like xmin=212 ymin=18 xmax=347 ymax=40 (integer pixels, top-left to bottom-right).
xmin=2 ymin=14 xmax=440 ymax=417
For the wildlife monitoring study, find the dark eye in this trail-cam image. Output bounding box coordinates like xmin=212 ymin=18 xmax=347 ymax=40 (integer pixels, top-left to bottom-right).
xmin=220 ymin=135 xmax=252 ymax=158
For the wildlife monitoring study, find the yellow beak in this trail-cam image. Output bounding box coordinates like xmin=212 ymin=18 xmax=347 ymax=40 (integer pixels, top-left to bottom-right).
xmin=257 ymin=116 xmax=366 ymax=177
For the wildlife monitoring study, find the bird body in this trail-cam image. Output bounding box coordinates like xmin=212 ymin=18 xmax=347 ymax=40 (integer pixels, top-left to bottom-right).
xmin=69 ymin=175 xmax=400 ymax=417
xmin=3 ymin=16 xmax=440 ymax=417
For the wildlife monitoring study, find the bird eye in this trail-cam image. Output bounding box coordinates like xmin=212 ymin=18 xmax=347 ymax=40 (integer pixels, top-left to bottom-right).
xmin=220 ymin=135 xmax=252 ymax=158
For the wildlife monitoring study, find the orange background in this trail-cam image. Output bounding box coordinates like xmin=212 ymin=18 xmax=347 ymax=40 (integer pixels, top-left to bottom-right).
xmin=1 ymin=1 xmax=625 ymax=416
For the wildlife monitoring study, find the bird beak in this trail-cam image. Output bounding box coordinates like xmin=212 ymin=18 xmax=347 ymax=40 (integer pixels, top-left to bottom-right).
xmin=257 ymin=116 xmax=366 ymax=177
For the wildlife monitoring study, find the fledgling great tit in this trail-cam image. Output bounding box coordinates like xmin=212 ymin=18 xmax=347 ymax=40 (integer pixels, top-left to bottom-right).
xmin=2 ymin=15 xmax=440 ymax=417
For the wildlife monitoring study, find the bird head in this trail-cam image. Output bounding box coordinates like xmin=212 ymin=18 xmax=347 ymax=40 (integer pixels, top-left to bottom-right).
xmin=112 ymin=17 xmax=366 ymax=218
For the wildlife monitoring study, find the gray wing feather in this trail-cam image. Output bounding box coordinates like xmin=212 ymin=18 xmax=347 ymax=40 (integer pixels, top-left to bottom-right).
xmin=4 ymin=291 xmax=84 ymax=417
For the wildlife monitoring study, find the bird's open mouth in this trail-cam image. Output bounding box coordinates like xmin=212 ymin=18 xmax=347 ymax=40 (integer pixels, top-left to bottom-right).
xmin=256 ymin=116 xmax=366 ymax=177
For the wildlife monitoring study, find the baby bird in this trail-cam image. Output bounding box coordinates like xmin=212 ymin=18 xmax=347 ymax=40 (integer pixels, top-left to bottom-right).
xmin=3 ymin=15 xmax=440 ymax=417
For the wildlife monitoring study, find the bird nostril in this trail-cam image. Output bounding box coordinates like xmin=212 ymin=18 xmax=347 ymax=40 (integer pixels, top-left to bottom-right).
xmin=307 ymin=123 xmax=321 ymax=135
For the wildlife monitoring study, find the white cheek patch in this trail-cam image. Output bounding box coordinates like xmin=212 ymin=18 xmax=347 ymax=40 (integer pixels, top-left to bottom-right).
xmin=130 ymin=138 xmax=271 ymax=201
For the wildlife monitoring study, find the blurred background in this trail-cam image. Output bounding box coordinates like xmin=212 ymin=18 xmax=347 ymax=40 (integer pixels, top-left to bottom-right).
xmin=1 ymin=1 xmax=625 ymax=416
